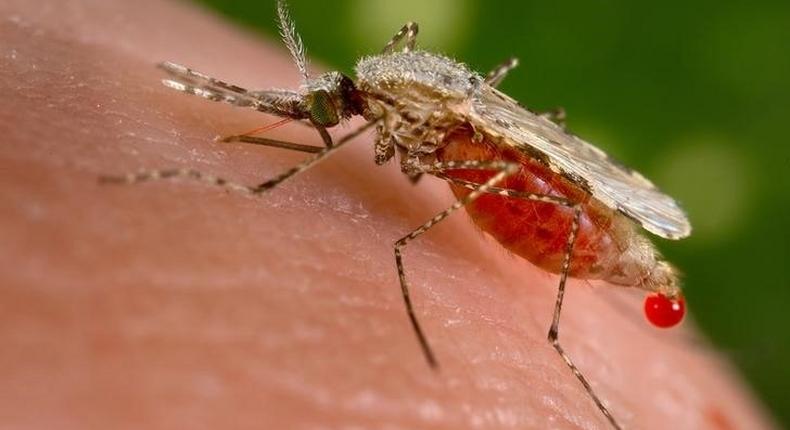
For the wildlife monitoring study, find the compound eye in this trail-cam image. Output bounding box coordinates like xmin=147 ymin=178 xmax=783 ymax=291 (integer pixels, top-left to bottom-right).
xmin=309 ymin=90 xmax=339 ymax=127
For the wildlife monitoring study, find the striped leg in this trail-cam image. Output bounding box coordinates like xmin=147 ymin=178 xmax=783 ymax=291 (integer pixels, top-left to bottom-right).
xmin=484 ymin=57 xmax=519 ymax=87
xmin=382 ymin=22 xmax=419 ymax=54
xmin=99 ymin=120 xmax=377 ymax=193
xmin=546 ymin=204 xmax=622 ymax=430
xmin=394 ymin=160 xmax=519 ymax=368
xmin=428 ymin=172 xmax=621 ymax=429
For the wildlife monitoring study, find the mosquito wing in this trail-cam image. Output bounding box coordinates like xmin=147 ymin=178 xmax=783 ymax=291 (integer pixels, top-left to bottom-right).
xmin=465 ymin=85 xmax=691 ymax=240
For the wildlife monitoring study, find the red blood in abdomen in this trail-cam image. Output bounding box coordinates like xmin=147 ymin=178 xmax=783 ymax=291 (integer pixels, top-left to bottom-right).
xmin=436 ymin=127 xmax=625 ymax=279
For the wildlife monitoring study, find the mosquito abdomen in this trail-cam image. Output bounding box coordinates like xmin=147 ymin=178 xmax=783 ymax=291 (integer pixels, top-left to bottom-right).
xmin=437 ymin=126 xmax=670 ymax=291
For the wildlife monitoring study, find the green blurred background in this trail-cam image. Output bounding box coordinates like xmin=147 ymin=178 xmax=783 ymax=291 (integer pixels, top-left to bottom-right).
xmin=196 ymin=0 xmax=789 ymax=425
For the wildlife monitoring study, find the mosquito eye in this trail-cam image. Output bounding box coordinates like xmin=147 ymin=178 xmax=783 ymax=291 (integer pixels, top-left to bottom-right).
xmin=309 ymin=90 xmax=339 ymax=127
xmin=644 ymin=293 xmax=685 ymax=328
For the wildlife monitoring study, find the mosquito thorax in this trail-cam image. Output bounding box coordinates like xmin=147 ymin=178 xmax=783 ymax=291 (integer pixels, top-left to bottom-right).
xmin=303 ymin=71 xmax=362 ymax=127
xmin=355 ymin=51 xmax=481 ymax=100
xmin=355 ymin=51 xmax=480 ymax=121
xmin=354 ymin=51 xmax=483 ymax=155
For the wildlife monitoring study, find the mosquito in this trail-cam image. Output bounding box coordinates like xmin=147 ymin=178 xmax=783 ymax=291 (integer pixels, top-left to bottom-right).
xmin=101 ymin=1 xmax=692 ymax=428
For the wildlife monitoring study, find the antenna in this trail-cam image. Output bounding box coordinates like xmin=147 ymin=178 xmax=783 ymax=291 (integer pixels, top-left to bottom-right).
xmin=276 ymin=0 xmax=309 ymax=82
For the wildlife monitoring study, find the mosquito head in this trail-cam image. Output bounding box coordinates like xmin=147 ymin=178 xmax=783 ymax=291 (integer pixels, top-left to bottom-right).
xmin=275 ymin=1 xmax=364 ymax=127
xmin=303 ymin=71 xmax=362 ymax=128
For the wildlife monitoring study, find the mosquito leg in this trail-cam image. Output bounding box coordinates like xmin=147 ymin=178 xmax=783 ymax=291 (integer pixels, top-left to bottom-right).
xmin=484 ymin=57 xmax=519 ymax=87
xmin=223 ymin=124 xmax=331 ymax=151
xmin=100 ymin=120 xmax=378 ymax=193
xmin=393 ymin=160 xmax=520 ymax=368
xmin=373 ymin=132 xmax=395 ymax=165
xmin=221 ymin=135 xmax=323 ymax=153
xmin=316 ymin=126 xmax=333 ymax=148
xmin=99 ymin=168 xmax=256 ymax=194
xmin=249 ymin=119 xmax=381 ymax=192
xmin=546 ymin=204 xmax=621 ymax=429
xmin=540 ymin=107 xmax=567 ymax=129
xmin=430 ymin=173 xmax=573 ymax=207
xmin=382 ymin=22 xmax=419 ymax=54
xmin=427 ymin=171 xmax=621 ymax=428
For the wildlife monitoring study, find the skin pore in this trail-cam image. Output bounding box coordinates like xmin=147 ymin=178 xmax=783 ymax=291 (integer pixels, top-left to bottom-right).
xmin=0 ymin=0 xmax=776 ymax=428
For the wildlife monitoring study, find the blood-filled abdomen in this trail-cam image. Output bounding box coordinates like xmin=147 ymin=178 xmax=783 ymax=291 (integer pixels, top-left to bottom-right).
xmin=435 ymin=126 xmax=634 ymax=281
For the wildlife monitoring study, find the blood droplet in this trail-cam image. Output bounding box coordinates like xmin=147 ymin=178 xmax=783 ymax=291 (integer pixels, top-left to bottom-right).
xmin=644 ymin=293 xmax=685 ymax=328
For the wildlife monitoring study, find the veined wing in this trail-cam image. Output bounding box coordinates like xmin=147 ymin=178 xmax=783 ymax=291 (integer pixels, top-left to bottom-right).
xmin=466 ymin=85 xmax=691 ymax=240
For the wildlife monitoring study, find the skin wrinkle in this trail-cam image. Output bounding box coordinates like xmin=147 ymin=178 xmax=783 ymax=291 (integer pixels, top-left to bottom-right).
xmin=0 ymin=0 xmax=777 ymax=429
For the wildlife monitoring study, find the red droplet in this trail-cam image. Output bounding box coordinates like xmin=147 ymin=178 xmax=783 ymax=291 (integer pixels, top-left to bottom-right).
xmin=644 ymin=293 xmax=685 ymax=328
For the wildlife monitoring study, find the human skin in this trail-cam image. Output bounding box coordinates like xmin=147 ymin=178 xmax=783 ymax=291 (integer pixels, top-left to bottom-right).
xmin=0 ymin=0 xmax=776 ymax=429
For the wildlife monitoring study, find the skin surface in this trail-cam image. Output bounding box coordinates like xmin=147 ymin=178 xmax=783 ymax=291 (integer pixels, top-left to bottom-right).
xmin=0 ymin=0 xmax=777 ymax=429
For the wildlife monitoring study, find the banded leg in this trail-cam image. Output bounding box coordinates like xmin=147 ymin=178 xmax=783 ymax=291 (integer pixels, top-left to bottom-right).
xmin=546 ymin=204 xmax=621 ymax=429
xmin=100 ymin=120 xmax=378 ymax=193
xmin=382 ymin=22 xmax=419 ymax=54
xmin=484 ymin=57 xmax=519 ymax=87
xmin=394 ymin=160 xmax=520 ymax=368
xmin=425 ymin=172 xmax=622 ymax=429
xmin=373 ymin=133 xmax=395 ymax=165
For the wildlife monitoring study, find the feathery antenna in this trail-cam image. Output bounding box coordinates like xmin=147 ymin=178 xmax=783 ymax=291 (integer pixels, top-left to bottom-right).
xmin=276 ymin=0 xmax=309 ymax=81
